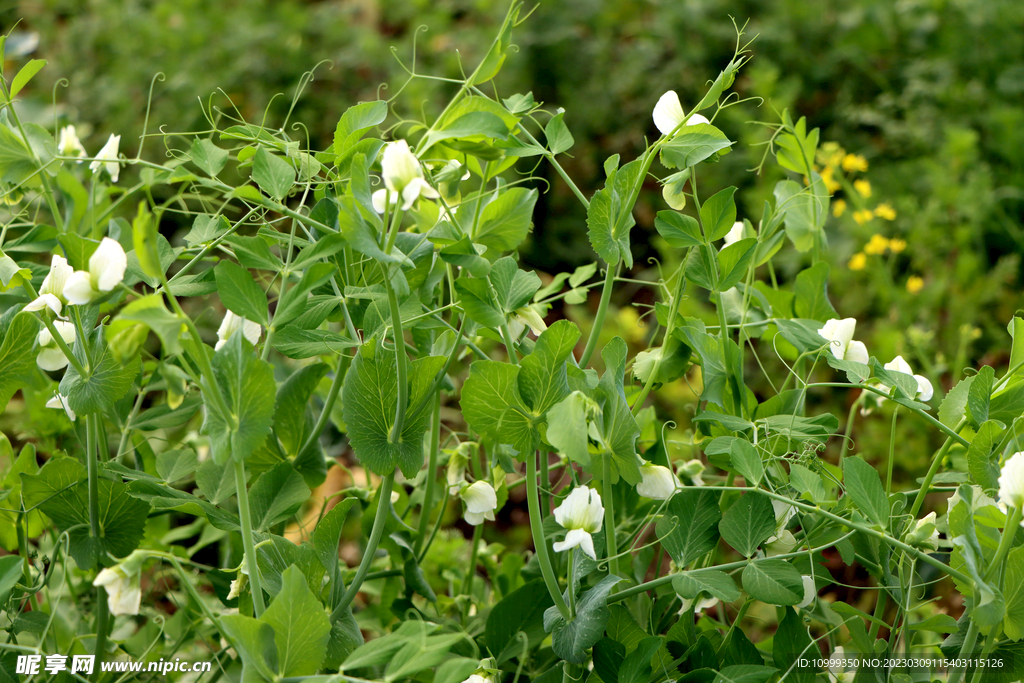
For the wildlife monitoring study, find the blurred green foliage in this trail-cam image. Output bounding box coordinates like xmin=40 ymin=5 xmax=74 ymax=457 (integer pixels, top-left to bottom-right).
xmin=7 ymin=0 xmax=1024 ymax=484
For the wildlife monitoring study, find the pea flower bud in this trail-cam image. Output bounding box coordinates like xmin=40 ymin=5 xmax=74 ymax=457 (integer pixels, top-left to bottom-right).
xmin=45 ymin=393 xmax=76 ymax=421
xmin=461 ymin=480 xmax=497 ymax=526
xmin=512 ymin=305 xmax=547 ymax=337
xmin=63 ymin=237 xmax=127 ymax=305
xmin=24 ymin=255 xmax=74 ymax=315
xmin=653 ymin=90 xmax=710 ymax=137
xmin=765 ymin=529 xmax=799 ymax=557
xmin=677 ymin=459 xmax=706 ymax=487
xmin=381 ymin=140 xmax=439 ymax=210
xmin=679 ymin=595 xmax=719 ymax=615
xmin=883 ymin=355 xmax=933 ymax=401
xmin=998 ymin=452 xmax=1024 ymax=511
xmin=905 ymin=511 xmax=939 ymax=551
xmin=796 ymin=575 xmax=817 ymax=609
xmin=817 ymin=318 xmax=869 ymax=364
xmin=216 ymin=310 xmax=262 ymax=350
xmin=636 ymin=463 xmax=679 ymax=500
xmin=58 ymin=125 xmax=86 ymax=161
xmin=552 ymin=485 xmax=604 ymax=560
xmin=93 ymin=550 xmax=148 ymax=616
xmin=36 ymin=321 xmax=76 ymax=371
xmin=90 ymin=134 xmax=122 ymax=182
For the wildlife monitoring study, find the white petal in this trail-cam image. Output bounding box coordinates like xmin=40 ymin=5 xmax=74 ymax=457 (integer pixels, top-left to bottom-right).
xmin=846 ymin=340 xmax=869 ymax=364
xmin=400 ymin=177 xmax=439 ymax=210
xmin=46 ymin=394 xmax=76 ymax=421
xmin=464 ymin=509 xmax=494 ymax=526
xmin=797 ymin=575 xmax=816 ymax=609
xmin=63 ymin=270 xmax=97 ymax=305
xmin=553 ymin=528 xmax=596 ymax=560
xmin=53 ymin=320 xmax=77 ymax=344
xmin=818 ymin=318 xmax=857 ymax=359
xmin=653 ymin=90 xmax=685 ymax=136
xmin=722 ymin=221 xmax=745 ymax=247
xmin=687 ymin=113 xmax=710 ymax=126
xmin=637 ymin=463 xmax=678 ymax=500
xmin=914 ymin=374 xmax=934 ymax=401
xmin=91 ymin=134 xmax=121 ymax=182
xmin=884 ymin=355 xmax=913 ymax=376
xmin=462 ymin=481 xmax=497 ymax=514
xmin=37 ymin=347 xmax=70 ymax=371
xmin=381 ymin=140 xmax=423 ymax=194
xmin=242 ymin=318 xmax=262 ymax=345
xmin=90 ymin=237 xmax=127 ymax=292
xmin=25 ymin=293 xmax=62 ymax=315
xmin=371 ymin=189 xmax=390 ymax=214
xmin=40 ymin=254 xmax=74 ymax=297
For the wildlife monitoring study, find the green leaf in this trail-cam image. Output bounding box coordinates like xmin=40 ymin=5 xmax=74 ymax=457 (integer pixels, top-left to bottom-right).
xmin=618 ymin=636 xmax=663 ymax=683
xmin=454 ymin=276 xmax=505 ymax=329
xmin=544 ymin=575 xmax=622 ymax=664
xmin=273 ymin=326 xmax=357 ymax=359
xmin=967 ymin=364 xmax=994 ymax=426
xmin=486 ymin=580 xmax=554 ymax=664
xmin=719 ymin=493 xmax=775 ymax=557
xmin=773 ymin=607 xmax=815 ymax=683
xmin=275 ymin=363 xmax=329 ymax=457
xmin=656 ymin=488 xmax=722 ymax=567
xmin=1009 ymin=317 xmax=1024 ymax=377
xmin=546 ymin=391 xmax=596 ymax=468
xmin=672 ymin=570 xmax=741 ymax=603
xmin=224 ymin=234 xmax=283 ymax=271
xmin=1003 ymin=547 xmax=1024 ymax=640
xmin=114 ymin=294 xmax=186 ymax=356
xmin=220 ymin=614 xmax=279 ymax=682
xmin=252 ymin=148 xmax=295 ymax=201
xmin=714 ymin=665 xmax=779 ymax=683
xmin=587 ymin=159 xmax=643 ymax=268
xmin=968 ymin=420 xmax=1004 ymax=495
xmin=422 ymin=111 xmax=510 ymax=149
xmin=700 ymin=186 xmax=738 ymax=242
xmin=461 ymin=360 xmax=536 ymax=455
xmin=594 ymin=338 xmax=642 ymax=485
xmin=215 ymin=260 xmax=269 ymax=326
xmin=341 ymin=340 xmax=436 ymax=476
xmin=519 ymin=319 xmax=580 ymax=414
xmin=740 ymin=559 xmax=804 ymax=605
xmin=545 ymin=112 xmax=574 ymax=154
xmin=0 ymin=310 xmax=38 ymax=411
xmin=60 ymin=326 xmax=141 ymax=416
xmin=0 ymin=250 xmax=31 ymax=291
xmin=274 ymin=262 xmax=337 ymax=328
xmin=793 ymin=262 xmax=838 ymax=321
xmin=190 ymin=138 xmax=229 ymax=176
xmin=843 ymin=456 xmax=889 ymax=528
xmin=202 ymin=332 xmax=277 ymax=464
xmin=156 ymin=449 xmax=198 ymax=483
xmin=474 ymin=187 xmax=538 ymax=254
xmin=22 ymin=459 xmax=149 ymax=570
xmin=729 ymin=439 xmax=763 ymax=486
xmin=10 ymin=59 xmax=46 ymax=98
xmin=249 ymin=463 xmax=311 ymax=531
xmin=774 ymin=179 xmax=827 ymax=253
xmin=717 ymin=238 xmax=757 ymax=291
xmin=261 ymin=565 xmax=331 ymax=676
xmin=0 ymin=556 xmax=24 ymax=606
xmin=940 ymin=375 xmax=974 ymax=429
xmin=333 ymin=101 xmax=388 ymax=163
xmin=655 ymin=211 xmax=704 ymax=248
xmin=490 ymin=256 xmax=542 ymax=313
xmin=660 ymin=123 xmax=734 ymax=169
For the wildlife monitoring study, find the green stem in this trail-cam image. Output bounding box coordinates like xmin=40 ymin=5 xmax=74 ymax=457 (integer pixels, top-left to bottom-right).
xmin=86 ymin=415 xmax=108 ymax=665
xmin=384 ymin=277 xmax=409 ymax=443
xmin=414 ymin=396 xmax=442 ymax=556
xmin=909 ymin=418 xmax=967 ymax=517
xmin=526 ymin=453 xmax=571 ymax=620
xmin=539 ymin=452 xmax=550 ymax=519
xmin=985 ymin=506 xmax=1022 ymax=585
xmin=867 ymin=585 xmax=889 ymax=640
xmin=298 ymin=354 xmax=350 ymax=457
xmin=602 ymin=453 xmax=620 ymax=578
xmin=566 ymin=548 xmax=577 ymax=618
xmin=462 ymin=523 xmax=483 ymax=597
xmin=331 ymin=471 xmax=394 ymax=623
xmin=886 ymin=407 xmax=899 ymax=494
xmin=233 ymin=459 xmax=266 ymax=617
xmin=500 ymin=322 xmax=519 ymax=364
xmin=840 ymin=394 xmax=863 ymax=467
xmin=579 ymin=263 xmax=617 ymax=367
xmin=947 ymin=621 xmax=980 ymax=683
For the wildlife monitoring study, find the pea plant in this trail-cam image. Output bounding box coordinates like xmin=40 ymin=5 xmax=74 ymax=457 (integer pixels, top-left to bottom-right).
xmin=3 ymin=5 xmax=1024 ymax=683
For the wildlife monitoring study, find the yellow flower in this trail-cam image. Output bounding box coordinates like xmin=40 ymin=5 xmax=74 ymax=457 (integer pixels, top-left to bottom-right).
xmin=832 ymin=199 xmax=847 ymax=217
xmin=848 ymin=252 xmax=867 ymax=271
xmin=888 ymin=238 xmax=907 ymax=253
xmin=819 ymin=166 xmax=840 ymax=194
xmin=854 ymin=179 xmax=872 ymax=198
xmin=906 ymin=276 xmax=924 ymax=294
xmin=853 ymin=209 xmax=875 ymax=225
xmin=842 ymin=154 xmax=868 ymax=173
xmin=863 ymin=234 xmax=889 ymax=255
xmin=874 ymin=202 xmax=896 ymax=220
xmin=818 ymin=142 xmax=845 ymax=169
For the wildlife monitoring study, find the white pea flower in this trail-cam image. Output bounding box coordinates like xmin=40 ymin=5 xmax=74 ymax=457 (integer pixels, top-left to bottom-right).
xmin=57 ymin=125 xmax=86 ymax=161
xmin=723 ymin=221 xmax=745 ymax=247
xmin=678 ymin=595 xmax=719 ymax=615
xmin=796 ymin=575 xmax=817 ymax=609
xmin=652 ymin=90 xmax=710 ymax=137
xmin=371 ymin=188 xmax=399 ymax=214
xmin=637 ymin=463 xmax=679 ymax=500
xmin=905 ymin=511 xmax=939 ymax=551
xmin=826 ymin=647 xmax=855 ymax=683
xmin=461 ymin=675 xmax=495 ymax=683
xmin=677 ymin=459 xmax=706 ymax=487
xmin=765 ymin=529 xmax=799 ymax=557
xmin=998 ymin=452 xmax=1024 ymax=511
xmin=818 ymin=318 xmax=869 ymax=364
xmin=512 ymin=305 xmax=547 ymax=337
xmin=24 ymin=254 xmax=75 ymax=315
xmin=381 ymin=140 xmax=439 ymax=210
xmin=63 ymin=237 xmax=127 ymax=305
xmin=228 ymin=554 xmax=249 ymax=600
xmin=883 ymin=355 xmax=933 ymax=401
xmin=552 ymin=485 xmax=604 ymax=560
xmin=447 ymin=447 xmax=470 ymax=495
xmin=46 ymin=393 xmax=76 ymax=421
xmin=90 ymin=134 xmax=121 ymax=182
xmin=772 ymin=499 xmax=797 ymax=530
xmin=36 ymin=321 xmax=76 ymax=371
xmin=92 ymin=550 xmax=147 ymax=616
xmin=215 ymin=310 xmax=262 ymax=350
xmin=461 ymin=481 xmax=497 ymax=526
